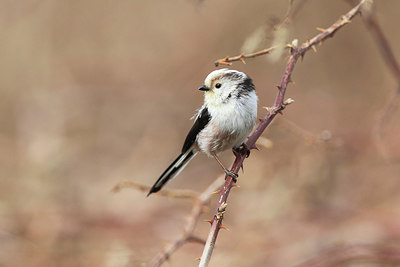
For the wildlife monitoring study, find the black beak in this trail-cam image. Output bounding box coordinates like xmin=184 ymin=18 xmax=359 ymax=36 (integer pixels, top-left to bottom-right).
xmin=198 ymin=85 xmax=210 ymax=91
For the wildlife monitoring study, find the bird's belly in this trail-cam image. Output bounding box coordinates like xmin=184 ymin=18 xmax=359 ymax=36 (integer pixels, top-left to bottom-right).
xmin=196 ymin=121 xmax=250 ymax=157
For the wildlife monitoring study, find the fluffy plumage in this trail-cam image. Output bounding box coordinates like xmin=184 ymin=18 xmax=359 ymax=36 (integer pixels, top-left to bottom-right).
xmin=148 ymin=69 xmax=258 ymax=196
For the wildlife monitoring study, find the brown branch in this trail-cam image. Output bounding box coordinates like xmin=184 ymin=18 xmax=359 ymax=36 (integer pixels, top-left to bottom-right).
xmin=214 ymin=46 xmax=276 ymax=67
xmin=149 ymin=176 xmax=224 ymax=267
xmin=345 ymin=0 xmax=400 ymax=80
xmin=199 ymin=1 xmax=370 ymax=266
xmin=345 ymin=0 xmax=400 ymax=159
xmin=295 ymin=243 xmax=400 ymax=267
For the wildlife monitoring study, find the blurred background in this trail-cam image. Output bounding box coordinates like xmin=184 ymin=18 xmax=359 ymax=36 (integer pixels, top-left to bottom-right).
xmin=1 ymin=0 xmax=400 ymax=266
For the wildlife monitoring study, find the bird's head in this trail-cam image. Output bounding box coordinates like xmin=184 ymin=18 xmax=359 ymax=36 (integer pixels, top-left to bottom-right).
xmin=199 ymin=69 xmax=255 ymax=107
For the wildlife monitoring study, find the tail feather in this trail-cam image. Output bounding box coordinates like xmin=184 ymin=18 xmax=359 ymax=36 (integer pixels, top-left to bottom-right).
xmin=147 ymin=149 xmax=197 ymax=196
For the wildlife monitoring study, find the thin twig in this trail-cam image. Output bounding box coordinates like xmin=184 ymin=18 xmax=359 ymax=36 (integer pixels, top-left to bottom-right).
xmin=269 ymin=0 xmax=310 ymax=62
xmin=284 ymin=0 xmax=310 ymax=24
xmin=199 ymin=1 xmax=370 ymax=266
xmin=149 ymin=176 xmax=225 ymax=267
xmin=294 ymin=243 xmax=400 ymax=267
xmin=214 ymin=46 xmax=276 ymax=67
xmin=345 ymin=0 xmax=400 ymax=160
xmin=372 ymin=88 xmax=400 ymax=160
xmin=275 ymin=0 xmax=310 ymax=29
xmin=111 ymin=180 xmax=200 ymax=200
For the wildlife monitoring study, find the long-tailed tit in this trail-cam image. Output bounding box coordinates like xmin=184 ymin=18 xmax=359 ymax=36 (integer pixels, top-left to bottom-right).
xmin=148 ymin=69 xmax=258 ymax=196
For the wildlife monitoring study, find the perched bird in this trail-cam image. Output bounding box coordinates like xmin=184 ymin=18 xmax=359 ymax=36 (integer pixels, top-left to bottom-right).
xmin=148 ymin=69 xmax=258 ymax=196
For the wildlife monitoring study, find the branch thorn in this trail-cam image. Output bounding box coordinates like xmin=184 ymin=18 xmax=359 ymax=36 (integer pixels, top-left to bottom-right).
xmin=341 ymin=15 xmax=352 ymax=24
xmin=316 ymin=27 xmax=326 ymax=32
xmin=204 ymin=219 xmax=213 ymax=224
xmin=211 ymin=190 xmax=221 ymax=195
xmin=239 ymin=55 xmax=246 ymax=64
xmin=300 ymin=52 xmax=305 ymax=61
xmin=232 ymin=183 xmax=240 ymax=188
xmin=220 ymin=225 xmax=230 ymax=231
xmin=250 ymin=143 xmax=259 ymax=150
xmin=312 ymin=45 xmax=317 ymax=53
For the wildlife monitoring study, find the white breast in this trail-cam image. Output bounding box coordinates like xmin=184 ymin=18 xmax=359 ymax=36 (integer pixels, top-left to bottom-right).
xmin=196 ymin=91 xmax=257 ymax=157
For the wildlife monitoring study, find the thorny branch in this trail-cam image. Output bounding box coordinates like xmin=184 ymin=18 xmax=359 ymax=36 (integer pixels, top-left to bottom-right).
xmin=214 ymin=0 xmax=310 ymax=67
xmin=345 ymin=0 xmax=400 ymax=80
xmin=214 ymin=46 xmax=276 ymax=67
xmin=149 ymin=176 xmax=225 ymax=267
xmin=199 ymin=0 xmax=371 ymax=266
xmin=345 ymin=0 xmax=400 ymax=159
xmin=113 ymin=177 xmax=224 ymax=267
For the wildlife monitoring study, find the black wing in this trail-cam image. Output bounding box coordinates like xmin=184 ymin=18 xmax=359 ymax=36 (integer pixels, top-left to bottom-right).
xmin=181 ymin=107 xmax=211 ymax=153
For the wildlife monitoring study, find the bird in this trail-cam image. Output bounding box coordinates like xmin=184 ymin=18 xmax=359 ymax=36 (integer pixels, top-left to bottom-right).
xmin=147 ymin=69 xmax=258 ymax=196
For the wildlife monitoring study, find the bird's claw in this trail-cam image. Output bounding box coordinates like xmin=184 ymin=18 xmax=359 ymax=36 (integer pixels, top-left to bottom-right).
xmin=224 ymin=169 xmax=238 ymax=183
xmin=232 ymin=143 xmax=250 ymax=158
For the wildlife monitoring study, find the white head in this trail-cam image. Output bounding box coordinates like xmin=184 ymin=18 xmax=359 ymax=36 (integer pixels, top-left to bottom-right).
xmin=198 ymin=69 xmax=255 ymax=107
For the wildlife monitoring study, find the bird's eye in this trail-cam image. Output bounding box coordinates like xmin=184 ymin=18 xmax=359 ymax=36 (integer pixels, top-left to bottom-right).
xmin=215 ymin=83 xmax=222 ymax=89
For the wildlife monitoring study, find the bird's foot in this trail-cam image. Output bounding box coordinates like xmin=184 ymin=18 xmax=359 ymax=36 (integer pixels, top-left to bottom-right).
xmin=232 ymin=143 xmax=250 ymax=158
xmin=224 ymin=169 xmax=238 ymax=183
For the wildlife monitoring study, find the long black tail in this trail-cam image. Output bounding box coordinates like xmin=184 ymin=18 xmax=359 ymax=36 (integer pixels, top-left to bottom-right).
xmin=147 ymin=149 xmax=197 ymax=196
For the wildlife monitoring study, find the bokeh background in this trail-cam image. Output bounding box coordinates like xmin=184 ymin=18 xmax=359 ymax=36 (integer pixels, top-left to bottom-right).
xmin=1 ymin=0 xmax=400 ymax=266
